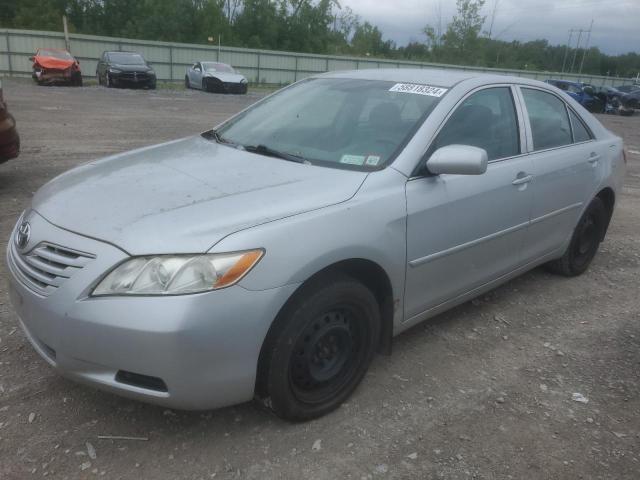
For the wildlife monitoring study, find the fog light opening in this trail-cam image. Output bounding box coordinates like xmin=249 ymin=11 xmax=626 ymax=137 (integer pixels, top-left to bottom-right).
xmin=115 ymin=370 xmax=168 ymax=392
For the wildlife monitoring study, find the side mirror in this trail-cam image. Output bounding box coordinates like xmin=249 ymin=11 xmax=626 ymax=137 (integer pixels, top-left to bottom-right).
xmin=28 ymin=56 xmax=35 ymax=62
xmin=426 ymin=145 xmax=488 ymax=175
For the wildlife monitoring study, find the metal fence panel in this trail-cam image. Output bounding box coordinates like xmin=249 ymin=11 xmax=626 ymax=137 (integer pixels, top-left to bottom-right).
xmin=0 ymin=28 xmax=632 ymax=88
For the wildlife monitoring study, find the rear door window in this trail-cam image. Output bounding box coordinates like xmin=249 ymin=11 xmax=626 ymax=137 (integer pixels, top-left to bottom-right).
xmin=521 ymin=88 xmax=572 ymax=151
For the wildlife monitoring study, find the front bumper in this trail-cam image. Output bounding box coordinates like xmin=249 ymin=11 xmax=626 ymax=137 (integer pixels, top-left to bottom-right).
xmin=33 ymin=68 xmax=78 ymax=84
xmin=6 ymin=211 xmax=297 ymax=410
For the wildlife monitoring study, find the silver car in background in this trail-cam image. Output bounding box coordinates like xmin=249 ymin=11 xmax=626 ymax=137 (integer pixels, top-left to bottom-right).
xmin=185 ymin=61 xmax=248 ymax=94
xmin=7 ymin=69 xmax=626 ymax=421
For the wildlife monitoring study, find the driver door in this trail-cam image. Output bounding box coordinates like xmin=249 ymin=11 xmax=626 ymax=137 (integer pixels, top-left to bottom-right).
xmin=404 ymin=86 xmax=534 ymax=320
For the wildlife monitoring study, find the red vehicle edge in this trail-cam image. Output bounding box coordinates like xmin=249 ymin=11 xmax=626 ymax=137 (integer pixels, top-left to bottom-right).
xmin=0 ymin=81 xmax=20 ymax=163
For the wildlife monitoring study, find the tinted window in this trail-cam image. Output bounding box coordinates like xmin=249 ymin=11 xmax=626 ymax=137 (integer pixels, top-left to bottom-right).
xmin=568 ymin=109 xmax=592 ymax=143
xmin=431 ymin=87 xmax=519 ymax=161
xmin=522 ymin=88 xmax=572 ymax=151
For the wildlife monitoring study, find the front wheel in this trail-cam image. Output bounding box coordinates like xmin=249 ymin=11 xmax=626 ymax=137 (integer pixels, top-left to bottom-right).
xmin=184 ymin=76 xmax=190 ymax=89
xmin=257 ymin=274 xmax=380 ymax=421
xmin=545 ymin=197 xmax=608 ymax=276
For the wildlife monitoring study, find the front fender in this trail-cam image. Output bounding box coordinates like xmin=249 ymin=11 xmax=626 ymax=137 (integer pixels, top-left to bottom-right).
xmin=210 ymin=168 xmax=409 ymax=323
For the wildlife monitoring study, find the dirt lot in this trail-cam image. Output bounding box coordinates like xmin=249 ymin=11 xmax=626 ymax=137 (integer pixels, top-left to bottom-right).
xmin=0 ymin=78 xmax=639 ymax=480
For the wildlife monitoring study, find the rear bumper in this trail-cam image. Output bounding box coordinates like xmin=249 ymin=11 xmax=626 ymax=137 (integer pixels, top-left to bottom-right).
xmin=6 ymin=211 xmax=298 ymax=410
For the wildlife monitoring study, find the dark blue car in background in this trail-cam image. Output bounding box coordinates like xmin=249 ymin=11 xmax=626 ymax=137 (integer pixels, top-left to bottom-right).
xmin=545 ymin=79 xmax=605 ymax=113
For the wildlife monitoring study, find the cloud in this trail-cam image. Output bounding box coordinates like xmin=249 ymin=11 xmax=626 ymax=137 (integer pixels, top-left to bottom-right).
xmin=341 ymin=0 xmax=640 ymax=55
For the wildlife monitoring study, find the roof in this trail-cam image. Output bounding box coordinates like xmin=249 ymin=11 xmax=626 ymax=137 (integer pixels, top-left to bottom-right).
xmin=318 ymin=68 xmax=538 ymax=88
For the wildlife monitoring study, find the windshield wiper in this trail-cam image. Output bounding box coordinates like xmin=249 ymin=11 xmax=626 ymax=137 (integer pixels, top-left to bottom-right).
xmin=242 ymin=144 xmax=307 ymax=164
xmin=202 ymin=129 xmax=240 ymax=147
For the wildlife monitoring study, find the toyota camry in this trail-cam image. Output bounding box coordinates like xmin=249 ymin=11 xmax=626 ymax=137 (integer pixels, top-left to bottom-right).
xmin=7 ymin=69 xmax=626 ymax=421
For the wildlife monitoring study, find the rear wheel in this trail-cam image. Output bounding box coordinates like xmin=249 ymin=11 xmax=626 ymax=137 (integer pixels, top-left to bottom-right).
xmin=545 ymin=197 xmax=608 ymax=276
xmin=257 ymin=274 xmax=380 ymax=421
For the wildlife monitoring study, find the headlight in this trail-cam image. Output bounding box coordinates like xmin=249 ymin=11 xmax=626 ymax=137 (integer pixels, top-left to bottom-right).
xmin=108 ymin=68 xmax=122 ymax=74
xmin=92 ymin=250 xmax=264 ymax=296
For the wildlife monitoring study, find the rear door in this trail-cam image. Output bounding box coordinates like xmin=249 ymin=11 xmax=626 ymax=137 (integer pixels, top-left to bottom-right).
xmin=404 ymin=86 xmax=534 ymax=319
xmin=517 ymin=86 xmax=601 ymax=262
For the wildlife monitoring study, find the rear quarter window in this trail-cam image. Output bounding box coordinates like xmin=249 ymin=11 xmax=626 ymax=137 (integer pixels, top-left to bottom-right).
xmin=568 ymin=109 xmax=593 ymax=143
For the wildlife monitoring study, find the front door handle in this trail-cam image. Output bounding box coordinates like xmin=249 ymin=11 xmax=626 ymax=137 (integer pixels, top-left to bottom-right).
xmin=588 ymin=153 xmax=600 ymax=164
xmin=512 ymin=174 xmax=533 ymax=186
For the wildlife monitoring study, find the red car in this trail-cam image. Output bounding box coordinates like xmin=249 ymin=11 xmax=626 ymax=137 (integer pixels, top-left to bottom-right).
xmin=0 ymin=80 xmax=20 ymax=163
xmin=30 ymin=48 xmax=82 ymax=86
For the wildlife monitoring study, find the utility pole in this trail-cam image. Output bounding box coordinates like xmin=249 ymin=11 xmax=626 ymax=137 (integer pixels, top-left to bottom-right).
xmin=561 ymin=29 xmax=574 ymax=73
xmin=578 ymin=19 xmax=594 ymax=75
xmin=569 ymin=29 xmax=583 ymax=74
xmin=62 ymin=15 xmax=70 ymax=51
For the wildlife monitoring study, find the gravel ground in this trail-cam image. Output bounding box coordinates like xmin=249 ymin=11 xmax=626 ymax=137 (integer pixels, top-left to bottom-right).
xmin=0 ymin=78 xmax=639 ymax=480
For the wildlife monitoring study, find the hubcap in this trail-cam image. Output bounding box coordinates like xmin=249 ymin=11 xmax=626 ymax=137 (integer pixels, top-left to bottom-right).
xmin=576 ymin=215 xmax=597 ymax=256
xmin=289 ymin=308 xmax=362 ymax=404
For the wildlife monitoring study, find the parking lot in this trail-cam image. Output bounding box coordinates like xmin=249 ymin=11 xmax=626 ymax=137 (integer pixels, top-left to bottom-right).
xmin=0 ymin=78 xmax=639 ymax=479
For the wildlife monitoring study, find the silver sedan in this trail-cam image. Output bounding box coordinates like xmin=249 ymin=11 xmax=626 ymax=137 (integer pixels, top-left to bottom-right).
xmin=7 ymin=69 xmax=626 ymax=421
xmin=185 ymin=61 xmax=248 ymax=94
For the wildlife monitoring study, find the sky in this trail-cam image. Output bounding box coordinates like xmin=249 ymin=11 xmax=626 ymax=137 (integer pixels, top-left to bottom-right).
xmin=340 ymin=0 xmax=640 ymax=55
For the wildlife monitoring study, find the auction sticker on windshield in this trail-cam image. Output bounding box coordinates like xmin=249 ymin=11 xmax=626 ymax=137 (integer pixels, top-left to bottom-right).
xmin=389 ymin=83 xmax=448 ymax=97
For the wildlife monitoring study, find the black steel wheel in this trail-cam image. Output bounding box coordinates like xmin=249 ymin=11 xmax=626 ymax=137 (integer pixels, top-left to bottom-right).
xmin=257 ymin=274 xmax=380 ymax=421
xmin=546 ymin=197 xmax=608 ymax=276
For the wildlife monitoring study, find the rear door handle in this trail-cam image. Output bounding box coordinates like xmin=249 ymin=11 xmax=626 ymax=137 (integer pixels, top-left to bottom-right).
xmin=512 ymin=174 xmax=533 ymax=185
xmin=588 ymin=153 xmax=600 ymax=164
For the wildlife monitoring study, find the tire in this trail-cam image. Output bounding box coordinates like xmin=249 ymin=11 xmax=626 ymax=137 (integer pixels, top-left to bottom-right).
xmin=71 ymin=72 xmax=82 ymax=87
xmin=257 ymin=274 xmax=381 ymax=421
xmin=545 ymin=197 xmax=608 ymax=276
xmin=148 ymin=80 xmax=156 ymax=90
xmin=105 ymin=73 xmax=112 ymax=88
xmin=185 ymin=76 xmax=190 ymax=89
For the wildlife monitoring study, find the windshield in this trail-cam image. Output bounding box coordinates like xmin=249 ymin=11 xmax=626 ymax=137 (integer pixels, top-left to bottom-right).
xmin=202 ymin=62 xmax=234 ymax=73
xmin=215 ymin=78 xmax=446 ymax=170
xmin=38 ymin=49 xmax=73 ymax=60
xmin=109 ymin=53 xmax=146 ymax=65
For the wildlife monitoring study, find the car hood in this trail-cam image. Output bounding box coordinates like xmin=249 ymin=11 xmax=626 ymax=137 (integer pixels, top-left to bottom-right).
xmin=204 ymin=72 xmax=245 ymax=83
xmin=35 ymin=56 xmax=75 ymax=70
xmin=111 ymin=64 xmax=153 ymax=73
xmin=32 ymin=136 xmax=368 ymax=255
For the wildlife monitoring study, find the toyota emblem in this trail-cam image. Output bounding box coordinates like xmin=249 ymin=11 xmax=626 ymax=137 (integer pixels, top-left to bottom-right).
xmin=16 ymin=221 xmax=31 ymax=249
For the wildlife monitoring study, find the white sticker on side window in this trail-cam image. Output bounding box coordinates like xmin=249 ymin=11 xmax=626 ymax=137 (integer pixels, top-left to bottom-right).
xmin=389 ymin=83 xmax=448 ymax=97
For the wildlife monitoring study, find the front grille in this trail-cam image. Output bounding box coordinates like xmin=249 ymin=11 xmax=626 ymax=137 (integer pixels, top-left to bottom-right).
xmin=9 ymin=240 xmax=94 ymax=296
xmin=119 ymin=72 xmax=148 ymax=81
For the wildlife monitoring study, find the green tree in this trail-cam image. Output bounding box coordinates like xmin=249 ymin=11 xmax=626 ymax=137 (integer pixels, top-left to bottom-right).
xmin=440 ymin=0 xmax=486 ymax=64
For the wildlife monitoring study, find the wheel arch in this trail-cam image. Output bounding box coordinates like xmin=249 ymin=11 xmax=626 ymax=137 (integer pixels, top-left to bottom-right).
xmin=255 ymin=258 xmax=395 ymax=397
xmin=595 ymin=187 xmax=615 ymax=240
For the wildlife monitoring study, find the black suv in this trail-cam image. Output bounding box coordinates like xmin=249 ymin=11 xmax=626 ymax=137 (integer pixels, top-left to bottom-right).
xmin=96 ymin=51 xmax=157 ymax=89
